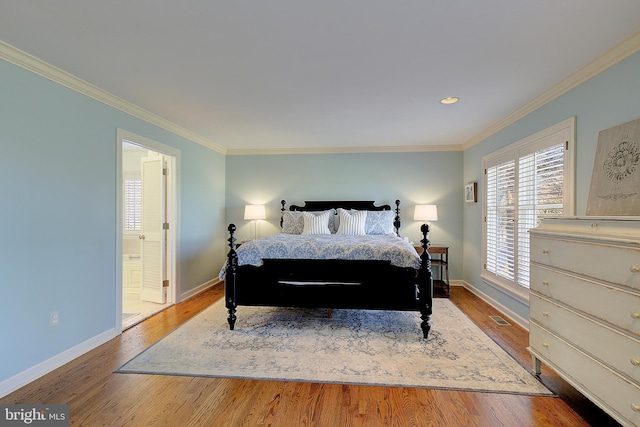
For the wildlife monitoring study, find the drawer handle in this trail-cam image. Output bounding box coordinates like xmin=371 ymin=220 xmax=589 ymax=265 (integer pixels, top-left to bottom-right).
xmin=542 ymin=342 xmax=549 ymax=348
xmin=632 ymin=312 xmax=640 ymax=319
xmin=631 ymin=358 xmax=640 ymax=367
xmin=542 ymin=280 xmax=549 ymax=285
xmin=542 ymin=249 xmax=550 ymax=254
xmin=631 ymin=266 xmax=640 ymax=273
xmin=632 ymin=403 xmax=640 ymax=413
xmin=542 ymin=311 xmax=549 ymax=317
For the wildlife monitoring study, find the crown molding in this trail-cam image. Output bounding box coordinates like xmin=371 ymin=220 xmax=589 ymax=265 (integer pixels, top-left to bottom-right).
xmin=0 ymin=41 xmax=227 ymax=154
xmin=0 ymin=40 xmax=456 ymax=156
xmin=462 ymin=29 xmax=640 ymax=151
xmin=4 ymin=26 xmax=638 ymax=157
xmin=226 ymin=143 xmax=462 ymax=155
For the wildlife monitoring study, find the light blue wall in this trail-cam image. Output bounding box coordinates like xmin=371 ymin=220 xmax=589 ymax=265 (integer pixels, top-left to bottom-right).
xmin=225 ymin=151 xmax=464 ymax=278
xmin=463 ymin=51 xmax=640 ymax=321
xmin=0 ymin=59 xmax=226 ymax=383
xmin=3 ymin=42 xmax=638 ymax=393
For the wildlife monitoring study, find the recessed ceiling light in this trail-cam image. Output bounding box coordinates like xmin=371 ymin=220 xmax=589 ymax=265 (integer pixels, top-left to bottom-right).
xmin=440 ymin=97 xmax=459 ymax=105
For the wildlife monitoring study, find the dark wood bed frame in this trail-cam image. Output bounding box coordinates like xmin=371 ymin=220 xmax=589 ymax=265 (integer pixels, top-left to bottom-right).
xmin=224 ymin=200 xmax=434 ymax=338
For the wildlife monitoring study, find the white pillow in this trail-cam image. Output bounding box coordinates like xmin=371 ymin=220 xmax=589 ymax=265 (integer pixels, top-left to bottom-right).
xmin=282 ymin=210 xmax=335 ymax=234
xmin=301 ymin=211 xmax=331 ymax=235
xmin=336 ymin=208 xmax=367 ymax=235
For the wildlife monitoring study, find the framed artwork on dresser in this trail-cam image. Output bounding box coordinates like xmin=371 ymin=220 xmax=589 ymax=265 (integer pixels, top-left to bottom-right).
xmin=586 ymin=117 xmax=640 ymax=215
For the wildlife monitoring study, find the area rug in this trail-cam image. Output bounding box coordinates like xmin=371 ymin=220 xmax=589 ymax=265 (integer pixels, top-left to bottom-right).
xmin=116 ymin=299 xmax=552 ymax=395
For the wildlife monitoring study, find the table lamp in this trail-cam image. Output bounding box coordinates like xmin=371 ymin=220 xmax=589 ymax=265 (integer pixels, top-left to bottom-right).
xmin=244 ymin=204 xmax=266 ymax=240
xmin=414 ymin=204 xmax=438 ymax=244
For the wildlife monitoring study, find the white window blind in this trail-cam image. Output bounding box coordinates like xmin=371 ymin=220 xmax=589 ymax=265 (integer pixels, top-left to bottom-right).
xmin=517 ymin=144 xmax=565 ymax=288
xmin=485 ymin=160 xmax=516 ymax=282
xmin=124 ymin=178 xmax=142 ymax=231
xmin=482 ymin=118 xmax=575 ymax=302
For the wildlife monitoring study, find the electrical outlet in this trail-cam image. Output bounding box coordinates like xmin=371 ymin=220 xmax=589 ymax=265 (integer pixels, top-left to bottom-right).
xmin=49 ymin=311 xmax=59 ymax=327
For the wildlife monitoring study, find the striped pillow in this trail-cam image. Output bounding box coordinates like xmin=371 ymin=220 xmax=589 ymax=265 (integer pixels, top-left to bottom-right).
xmin=301 ymin=211 xmax=331 ymax=235
xmin=282 ymin=210 xmax=335 ymax=234
xmin=336 ymin=208 xmax=367 ymax=235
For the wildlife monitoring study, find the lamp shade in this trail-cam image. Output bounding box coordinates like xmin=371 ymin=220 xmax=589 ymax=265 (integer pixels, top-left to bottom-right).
xmin=244 ymin=204 xmax=266 ymax=220
xmin=414 ymin=204 xmax=438 ymax=221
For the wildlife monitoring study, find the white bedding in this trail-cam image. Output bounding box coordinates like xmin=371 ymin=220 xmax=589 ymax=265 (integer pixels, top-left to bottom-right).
xmin=219 ymin=233 xmax=421 ymax=279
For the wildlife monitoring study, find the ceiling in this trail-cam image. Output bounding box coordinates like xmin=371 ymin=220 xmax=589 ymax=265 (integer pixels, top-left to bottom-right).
xmin=2 ymin=1 xmax=640 ymax=153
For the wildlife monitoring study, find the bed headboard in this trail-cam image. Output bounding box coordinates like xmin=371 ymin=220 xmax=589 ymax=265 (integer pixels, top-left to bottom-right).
xmin=280 ymin=200 xmax=402 ymax=235
xmin=289 ymin=200 xmax=390 ymax=211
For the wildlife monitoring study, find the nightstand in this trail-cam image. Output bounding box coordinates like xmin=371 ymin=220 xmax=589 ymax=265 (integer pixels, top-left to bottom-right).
xmin=415 ymin=244 xmax=449 ymax=297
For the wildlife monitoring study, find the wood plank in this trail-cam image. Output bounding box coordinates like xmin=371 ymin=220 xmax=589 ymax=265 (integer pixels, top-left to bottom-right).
xmin=0 ymin=284 xmax=618 ymax=426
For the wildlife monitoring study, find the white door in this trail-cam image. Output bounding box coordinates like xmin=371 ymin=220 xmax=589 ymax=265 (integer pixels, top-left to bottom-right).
xmin=140 ymin=155 xmax=166 ymax=303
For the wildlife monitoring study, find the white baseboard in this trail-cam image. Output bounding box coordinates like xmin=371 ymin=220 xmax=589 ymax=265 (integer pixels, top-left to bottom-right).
xmin=0 ymin=328 xmax=118 ymax=399
xmin=179 ymin=278 xmax=220 ymax=303
xmin=459 ymin=281 xmax=529 ymax=330
xmin=1 ymin=278 xmax=222 ymax=399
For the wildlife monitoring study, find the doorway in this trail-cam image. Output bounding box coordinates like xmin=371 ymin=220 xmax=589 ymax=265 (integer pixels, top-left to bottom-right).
xmin=116 ymin=129 xmax=180 ymax=331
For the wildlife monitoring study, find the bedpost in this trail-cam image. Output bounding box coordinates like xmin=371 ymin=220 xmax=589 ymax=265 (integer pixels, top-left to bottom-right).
xmin=418 ymin=223 xmax=433 ymax=339
xmin=394 ymin=199 xmax=401 ymax=236
xmin=225 ymin=224 xmax=238 ymax=330
xmin=280 ymin=200 xmax=286 ymax=228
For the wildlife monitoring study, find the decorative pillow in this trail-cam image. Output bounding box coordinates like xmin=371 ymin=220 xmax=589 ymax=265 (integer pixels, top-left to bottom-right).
xmin=365 ymin=210 xmax=395 ymax=235
xmin=336 ymin=208 xmax=367 ymax=235
xmin=327 ymin=210 xmax=338 ymax=233
xmin=282 ymin=210 xmax=336 ymax=234
xmin=281 ymin=211 xmax=304 ymax=234
xmin=302 ymin=211 xmax=331 ymax=235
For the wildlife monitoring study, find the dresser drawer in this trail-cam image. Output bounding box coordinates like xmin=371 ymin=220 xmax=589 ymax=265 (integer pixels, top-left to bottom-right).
xmin=530 ymin=294 xmax=640 ymax=383
xmin=530 ymin=236 xmax=640 ymax=291
xmin=530 ymin=265 xmax=640 ymax=336
xmin=529 ymin=323 xmax=640 ymax=426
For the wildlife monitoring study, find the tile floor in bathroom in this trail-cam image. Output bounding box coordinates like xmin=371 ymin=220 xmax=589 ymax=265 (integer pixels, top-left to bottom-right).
xmin=122 ymin=292 xmax=169 ymax=329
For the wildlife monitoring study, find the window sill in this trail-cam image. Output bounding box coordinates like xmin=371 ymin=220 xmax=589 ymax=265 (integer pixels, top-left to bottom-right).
xmin=480 ymin=272 xmax=530 ymax=305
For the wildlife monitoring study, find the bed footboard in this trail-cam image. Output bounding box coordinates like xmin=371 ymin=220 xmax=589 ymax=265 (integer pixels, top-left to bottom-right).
xmin=417 ymin=223 xmax=433 ymax=338
xmin=224 ymin=219 xmax=433 ymax=338
xmin=225 ymin=224 xmax=238 ymax=330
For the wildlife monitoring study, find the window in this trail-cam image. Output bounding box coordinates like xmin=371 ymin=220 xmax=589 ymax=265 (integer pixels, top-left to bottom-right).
xmin=482 ymin=118 xmax=575 ymax=302
xmin=124 ymin=176 xmax=142 ymax=232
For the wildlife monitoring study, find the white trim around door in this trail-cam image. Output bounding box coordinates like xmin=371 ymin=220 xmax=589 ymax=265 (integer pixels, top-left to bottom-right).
xmin=116 ymin=128 xmax=181 ymax=333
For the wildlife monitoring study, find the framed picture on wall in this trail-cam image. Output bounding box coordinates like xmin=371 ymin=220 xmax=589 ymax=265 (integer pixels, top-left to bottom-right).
xmin=465 ymin=182 xmax=477 ymax=203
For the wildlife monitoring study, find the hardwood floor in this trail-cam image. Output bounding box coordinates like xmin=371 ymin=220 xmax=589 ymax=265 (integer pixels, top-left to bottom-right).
xmin=1 ymin=285 xmax=618 ymax=426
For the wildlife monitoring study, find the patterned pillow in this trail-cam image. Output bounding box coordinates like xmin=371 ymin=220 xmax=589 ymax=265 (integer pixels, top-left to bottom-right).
xmin=327 ymin=210 xmax=338 ymax=233
xmin=282 ymin=210 xmax=336 ymax=234
xmin=302 ymin=211 xmax=331 ymax=235
xmin=281 ymin=211 xmax=304 ymax=234
xmin=365 ymin=210 xmax=395 ymax=235
xmin=336 ymin=208 xmax=367 ymax=235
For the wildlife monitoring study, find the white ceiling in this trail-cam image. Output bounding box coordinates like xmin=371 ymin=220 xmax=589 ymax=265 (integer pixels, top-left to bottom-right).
xmin=2 ymin=1 xmax=640 ymax=153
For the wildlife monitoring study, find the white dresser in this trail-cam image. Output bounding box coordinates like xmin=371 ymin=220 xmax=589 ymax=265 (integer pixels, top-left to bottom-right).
xmin=528 ymin=217 xmax=640 ymax=427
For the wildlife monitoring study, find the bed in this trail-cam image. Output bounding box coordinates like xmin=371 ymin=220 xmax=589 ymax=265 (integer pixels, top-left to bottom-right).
xmin=224 ymin=200 xmax=434 ymax=338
